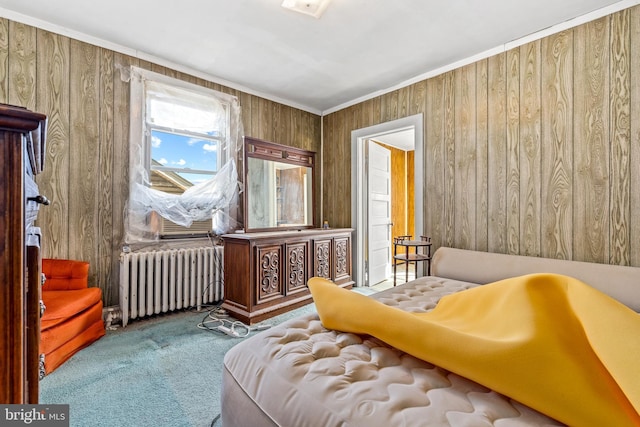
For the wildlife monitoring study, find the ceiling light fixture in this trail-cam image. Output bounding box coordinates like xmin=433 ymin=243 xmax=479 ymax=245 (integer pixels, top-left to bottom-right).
xmin=281 ymin=0 xmax=332 ymax=18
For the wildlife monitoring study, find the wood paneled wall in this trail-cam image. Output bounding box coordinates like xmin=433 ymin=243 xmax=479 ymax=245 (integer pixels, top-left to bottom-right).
xmin=0 ymin=19 xmax=321 ymax=305
xmin=323 ymin=6 xmax=640 ymax=267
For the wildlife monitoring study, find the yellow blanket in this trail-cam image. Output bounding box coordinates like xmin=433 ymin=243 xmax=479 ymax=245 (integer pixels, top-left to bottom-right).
xmin=308 ymin=274 xmax=640 ymax=427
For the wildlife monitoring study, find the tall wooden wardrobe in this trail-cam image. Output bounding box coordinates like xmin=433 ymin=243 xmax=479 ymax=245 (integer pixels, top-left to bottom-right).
xmin=0 ymin=104 xmax=48 ymax=403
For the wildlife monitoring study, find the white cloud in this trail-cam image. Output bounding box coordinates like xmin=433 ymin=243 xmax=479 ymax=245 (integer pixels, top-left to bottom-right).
xmin=152 ymin=135 xmax=162 ymax=148
xmin=203 ymin=143 xmax=218 ymax=152
xmin=187 ymin=138 xmax=199 ymax=146
xmin=173 ymin=159 xmax=187 ymax=166
xmin=158 ymin=158 xmax=168 ymax=165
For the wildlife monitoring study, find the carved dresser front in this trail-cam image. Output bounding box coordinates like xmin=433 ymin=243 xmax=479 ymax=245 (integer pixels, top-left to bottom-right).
xmin=221 ymin=228 xmax=353 ymax=324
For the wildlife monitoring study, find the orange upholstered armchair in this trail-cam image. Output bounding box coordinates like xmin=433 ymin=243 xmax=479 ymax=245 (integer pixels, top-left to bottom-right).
xmin=40 ymin=259 xmax=105 ymax=375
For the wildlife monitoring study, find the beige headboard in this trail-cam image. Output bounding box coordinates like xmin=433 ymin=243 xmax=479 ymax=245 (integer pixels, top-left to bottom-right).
xmin=431 ymin=247 xmax=640 ymax=312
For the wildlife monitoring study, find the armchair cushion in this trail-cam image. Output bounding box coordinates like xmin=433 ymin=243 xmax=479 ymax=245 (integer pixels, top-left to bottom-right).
xmin=41 ymin=288 xmax=102 ymax=329
xmin=42 ymin=259 xmax=89 ymax=291
xmin=40 ymin=301 xmax=104 ymax=357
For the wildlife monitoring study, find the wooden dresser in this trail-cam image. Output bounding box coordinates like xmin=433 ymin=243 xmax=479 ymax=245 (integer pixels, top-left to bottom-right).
xmin=0 ymin=104 xmax=48 ymax=404
xmin=222 ymin=228 xmax=353 ymax=324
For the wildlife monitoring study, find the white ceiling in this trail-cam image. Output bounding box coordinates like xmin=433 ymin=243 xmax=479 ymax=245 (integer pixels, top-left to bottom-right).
xmin=0 ymin=0 xmax=633 ymax=114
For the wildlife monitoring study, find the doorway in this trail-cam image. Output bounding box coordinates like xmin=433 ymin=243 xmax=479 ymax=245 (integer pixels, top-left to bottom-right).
xmin=351 ymin=114 xmax=424 ymax=287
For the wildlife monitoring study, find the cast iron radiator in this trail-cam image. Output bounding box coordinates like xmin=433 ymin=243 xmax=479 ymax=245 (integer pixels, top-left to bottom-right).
xmin=119 ymin=246 xmax=223 ymax=326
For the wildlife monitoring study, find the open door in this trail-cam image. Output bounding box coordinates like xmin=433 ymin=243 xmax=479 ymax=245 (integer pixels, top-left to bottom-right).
xmin=367 ymin=140 xmax=392 ymax=285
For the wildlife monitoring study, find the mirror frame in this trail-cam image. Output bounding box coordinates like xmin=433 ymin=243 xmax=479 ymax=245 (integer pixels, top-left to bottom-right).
xmin=243 ymin=136 xmax=316 ymax=232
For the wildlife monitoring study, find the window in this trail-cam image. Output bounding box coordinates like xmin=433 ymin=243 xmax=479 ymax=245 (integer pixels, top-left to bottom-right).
xmin=149 ymin=129 xmax=220 ymax=186
xmin=146 ymin=80 xmax=226 ymax=183
xmin=127 ymin=67 xmax=242 ymax=242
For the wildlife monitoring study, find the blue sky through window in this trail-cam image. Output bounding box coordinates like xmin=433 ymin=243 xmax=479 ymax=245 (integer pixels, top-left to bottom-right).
xmin=151 ymin=129 xmax=219 ymax=185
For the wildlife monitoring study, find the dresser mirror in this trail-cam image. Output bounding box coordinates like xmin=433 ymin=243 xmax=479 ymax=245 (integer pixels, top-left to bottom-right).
xmin=244 ymin=137 xmax=315 ymax=232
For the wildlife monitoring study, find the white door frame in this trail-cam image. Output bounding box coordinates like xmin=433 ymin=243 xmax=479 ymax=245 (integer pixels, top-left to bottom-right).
xmin=351 ymin=114 xmax=424 ymax=287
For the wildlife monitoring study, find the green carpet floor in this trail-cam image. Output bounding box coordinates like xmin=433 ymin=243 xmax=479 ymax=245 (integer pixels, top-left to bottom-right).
xmin=40 ymin=303 xmax=317 ymax=427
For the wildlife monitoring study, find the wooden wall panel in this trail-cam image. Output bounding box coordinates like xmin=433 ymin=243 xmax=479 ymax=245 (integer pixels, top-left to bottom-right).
xmin=321 ymin=113 xmax=333 ymax=226
xmin=409 ymin=80 xmax=426 ymax=117
xmin=0 ymin=19 xmax=8 ymax=103
xmin=8 ymin=22 xmax=36 ymax=109
xmin=454 ymin=64 xmax=476 ymax=250
xmin=239 ymin=91 xmax=253 ymax=136
xmin=425 ymin=75 xmax=445 ymax=249
xmin=322 ymin=4 xmax=640 ymax=269
xmin=353 ymin=98 xmax=368 ymax=129
xmin=258 ymin=97 xmax=274 ymax=142
xmin=69 ymin=40 xmax=101 ymax=286
xmin=573 ymin=17 xmax=610 ymax=264
xmin=398 ymin=86 xmax=410 ymax=118
xmin=36 ymin=30 xmax=70 ymax=260
xmin=519 ymin=40 xmax=541 ymax=256
xmin=98 ymin=48 xmax=114 ymax=301
xmin=487 ymin=53 xmax=507 ymax=253
xmin=443 ymin=72 xmax=456 ymax=248
xmin=475 ymin=60 xmax=489 ymax=253
xmin=334 ymin=105 xmax=351 ymax=227
xmin=541 ymin=31 xmax=573 ymax=260
xmin=631 ymin=6 xmax=640 ymax=266
xmin=381 ymin=89 xmax=399 ymax=123
xmin=609 ymin=9 xmax=631 ymax=265
xmin=322 ymin=105 xmax=350 ymax=227
xmin=505 ymin=48 xmax=520 ymax=255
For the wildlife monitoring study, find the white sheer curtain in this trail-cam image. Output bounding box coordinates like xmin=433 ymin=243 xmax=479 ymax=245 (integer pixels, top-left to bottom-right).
xmin=125 ymin=66 xmax=243 ymax=242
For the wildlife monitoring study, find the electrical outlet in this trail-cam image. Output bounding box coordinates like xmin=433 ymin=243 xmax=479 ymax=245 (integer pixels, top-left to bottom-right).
xmin=103 ymin=306 xmax=122 ymax=329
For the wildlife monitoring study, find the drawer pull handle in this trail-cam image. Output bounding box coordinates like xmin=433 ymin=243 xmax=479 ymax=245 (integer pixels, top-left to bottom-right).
xmin=27 ymin=195 xmax=50 ymax=205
